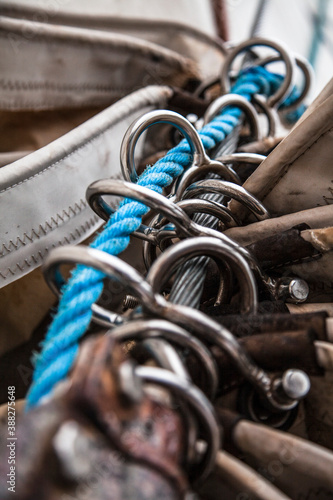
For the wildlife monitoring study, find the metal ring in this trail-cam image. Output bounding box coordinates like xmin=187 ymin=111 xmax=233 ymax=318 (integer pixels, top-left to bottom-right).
xmin=258 ymin=54 xmax=314 ymax=111
xmin=220 ymin=37 xmax=296 ymax=107
xmin=141 ymin=208 xmax=278 ymax=312
xmin=87 ymin=179 xmax=195 ymax=239
xmin=141 ymin=198 xmax=240 ymax=271
xmin=174 ymin=160 xmax=241 ymax=203
xmin=43 ymin=243 xmax=300 ymax=412
xmin=43 ymin=245 xmax=155 ymax=321
xmin=89 ymin=304 xmax=124 ymax=328
xmin=176 ymin=199 xmax=239 ymax=228
xmin=182 ymin=179 xmax=270 ymax=221
xmin=141 ymin=198 xmax=240 ymax=270
xmin=44 ymin=244 xmax=301 ymax=412
xmin=203 ymin=94 xmax=261 ymax=141
xmin=216 ymin=152 xmax=266 ymax=165
xmin=120 ymin=110 xmax=210 ymax=183
xmin=149 ymin=197 xmax=239 ymax=231
xmin=142 ymin=338 xmax=190 ymax=380
xmin=109 ymin=318 xmax=218 ymax=399
xmin=133 ymin=222 xmax=176 ymax=245
xmin=87 ymin=178 xmax=267 ymax=285
xmin=135 ymin=365 xmax=221 ymax=484
xmin=137 ymin=337 xmax=200 ymax=471
xmin=193 ymin=75 xmax=220 ymax=99
xmin=251 ymin=94 xmax=278 ymax=137
xmin=146 ymin=236 xmax=258 ymax=315
xmin=142 ymin=220 xmax=176 ymax=271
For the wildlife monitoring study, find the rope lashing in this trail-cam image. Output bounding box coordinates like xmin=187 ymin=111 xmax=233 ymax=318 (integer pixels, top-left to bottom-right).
xmin=26 ymin=66 xmax=304 ymax=410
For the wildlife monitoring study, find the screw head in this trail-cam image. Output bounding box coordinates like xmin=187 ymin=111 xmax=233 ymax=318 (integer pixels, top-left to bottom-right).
xmin=289 ymin=279 xmax=309 ymax=303
xmin=282 ymin=369 xmax=311 ymax=400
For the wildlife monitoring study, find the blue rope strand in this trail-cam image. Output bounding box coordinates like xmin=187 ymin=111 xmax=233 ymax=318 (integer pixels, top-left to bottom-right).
xmin=26 ymin=66 xmax=305 ymax=409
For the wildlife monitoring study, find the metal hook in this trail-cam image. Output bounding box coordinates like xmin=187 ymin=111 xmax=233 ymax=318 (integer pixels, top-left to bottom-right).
xmin=137 ymin=336 xmax=200 ymax=469
xmin=87 ymin=179 xmax=252 ymax=272
xmin=215 ymin=152 xmax=267 ymax=179
xmin=121 ymin=197 xmax=239 ymax=250
xmin=116 ymin=339 xmax=219 ymax=484
xmin=120 ymin=108 xmax=242 ymax=197
xmin=220 ymin=37 xmax=296 ymax=108
xmin=138 ymin=337 xmax=201 ymax=472
xmin=86 ymin=178 xmax=265 ymax=280
xmin=120 ymin=109 xmax=209 ymax=183
xmin=149 ymin=198 xmax=240 ymax=237
xmin=42 ymin=251 xmax=126 ymax=328
xmin=141 ymin=337 xmax=191 ymax=380
xmin=133 ymin=221 xmax=177 ymax=245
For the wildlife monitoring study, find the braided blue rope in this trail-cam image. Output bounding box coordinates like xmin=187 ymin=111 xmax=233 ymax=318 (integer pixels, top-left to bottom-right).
xmin=26 ymin=67 xmax=304 ymax=409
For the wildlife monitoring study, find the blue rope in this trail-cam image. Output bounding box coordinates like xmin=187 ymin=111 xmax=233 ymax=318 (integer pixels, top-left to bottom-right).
xmin=26 ymin=67 xmax=304 ymax=409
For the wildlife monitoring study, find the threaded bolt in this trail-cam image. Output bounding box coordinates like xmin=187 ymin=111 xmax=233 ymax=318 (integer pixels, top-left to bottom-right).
xmin=123 ymin=295 xmax=140 ymax=311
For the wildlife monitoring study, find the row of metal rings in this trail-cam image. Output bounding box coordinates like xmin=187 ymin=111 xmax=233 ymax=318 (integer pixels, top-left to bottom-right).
xmin=41 ymin=37 xmax=313 ymax=484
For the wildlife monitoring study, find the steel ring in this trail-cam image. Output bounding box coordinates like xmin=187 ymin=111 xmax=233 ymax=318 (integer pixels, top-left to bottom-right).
xmin=109 ymin=318 xmax=218 ymax=399
xmin=151 ymin=198 xmax=239 ymax=232
xmin=251 ymin=94 xmax=278 ymax=137
xmin=146 ymin=236 xmax=258 ymax=315
xmin=203 ymin=94 xmax=261 ymax=141
xmin=146 ymin=299 xmax=300 ymax=412
xmin=174 ymin=161 xmax=240 ymax=203
xmin=142 ymin=199 xmax=240 ymax=271
xmin=258 ymin=54 xmax=314 ymax=111
xmin=220 ymin=37 xmax=296 ymax=108
xmin=142 ymin=338 xmax=191 ymax=381
xmin=120 ymin=109 xmax=210 ymax=183
xmin=135 ymin=365 xmax=221 ymax=484
xmin=143 ymin=243 xmax=301 ymax=411
xmin=193 ymin=75 xmax=220 ymax=99
xmin=182 ymin=178 xmax=270 ymax=221
xmin=43 ymin=245 xmax=155 ymax=323
xmin=87 ymin=179 xmax=262 ymax=279
xmin=216 ymin=152 xmax=266 ymax=165
xmin=86 ymin=179 xmax=195 ymax=239
xmin=176 ymin=199 xmax=239 ymax=228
